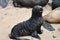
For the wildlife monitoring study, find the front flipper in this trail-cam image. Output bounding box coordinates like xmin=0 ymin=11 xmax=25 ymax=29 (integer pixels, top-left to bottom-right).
xmin=42 ymin=21 xmax=55 ymax=31
xmin=37 ymin=26 xmax=42 ymax=34
xmin=31 ymin=31 xmax=41 ymax=40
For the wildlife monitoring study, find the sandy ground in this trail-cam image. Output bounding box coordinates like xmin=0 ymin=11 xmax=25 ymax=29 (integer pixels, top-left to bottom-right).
xmin=0 ymin=0 xmax=60 ymax=40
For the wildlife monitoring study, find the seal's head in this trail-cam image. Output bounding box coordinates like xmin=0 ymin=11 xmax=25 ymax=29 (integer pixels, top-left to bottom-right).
xmin=32 ymin=5 xmax=43 ymax=17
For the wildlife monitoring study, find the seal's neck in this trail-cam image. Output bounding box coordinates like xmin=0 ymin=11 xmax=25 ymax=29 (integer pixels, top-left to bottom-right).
xmin=31 ymin=11 xmax=42 ymax=18
xmin=30 ymin=16 xmax=42 ymax=24
xmin=29 ymin=9 xmax=43 ymax=24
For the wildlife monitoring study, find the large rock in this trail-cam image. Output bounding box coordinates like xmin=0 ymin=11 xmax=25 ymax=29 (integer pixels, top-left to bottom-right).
xmin=43 ymin=7 xmax=60 ymax=23
xmin=13 ymin=0 xmax=49 ymax=8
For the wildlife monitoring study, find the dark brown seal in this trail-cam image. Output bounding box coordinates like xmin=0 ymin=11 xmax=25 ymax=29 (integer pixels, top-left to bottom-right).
xmin=13 ymin=0 xmax=49 ymax=8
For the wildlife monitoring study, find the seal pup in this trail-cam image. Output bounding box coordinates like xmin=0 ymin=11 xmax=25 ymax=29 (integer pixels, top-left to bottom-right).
xmin=9 ymin=5 xmax=43 ymax=40
xmin=9 ymin=5 xmax=55 ymax=40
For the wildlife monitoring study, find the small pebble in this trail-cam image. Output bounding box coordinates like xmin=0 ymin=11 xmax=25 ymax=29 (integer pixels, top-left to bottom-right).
xmin=58 ymin=28 xmax=60 ymax=32
xmin=4 ymin=13 xmax=7 ymax=15
xmin=53 ymin=35 xmax=56 ymax=38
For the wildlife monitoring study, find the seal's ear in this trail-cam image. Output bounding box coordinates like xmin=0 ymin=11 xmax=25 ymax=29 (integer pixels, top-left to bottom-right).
xmin=42 ymin=21 xmax=55 ymax=31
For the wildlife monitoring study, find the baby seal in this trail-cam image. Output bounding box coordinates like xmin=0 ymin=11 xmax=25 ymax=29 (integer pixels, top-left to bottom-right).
xmin=9 ymin=5 xmax=55 ymax=40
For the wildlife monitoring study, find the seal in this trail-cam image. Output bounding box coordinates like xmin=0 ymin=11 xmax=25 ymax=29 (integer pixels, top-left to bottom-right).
xmin=13 ymin=0 xmax=49 ymax=8
xmin=9 ymin=5 xmax=55 ymax=40
xmin=52 ymin=0 xmax=60 ymax=10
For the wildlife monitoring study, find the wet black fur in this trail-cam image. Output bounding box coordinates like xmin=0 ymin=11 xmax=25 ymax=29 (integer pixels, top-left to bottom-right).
xmin=9 ymin=5 xmax=55 ymax=40
xmin=9 ymin=5 xmax=43 ymax=40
